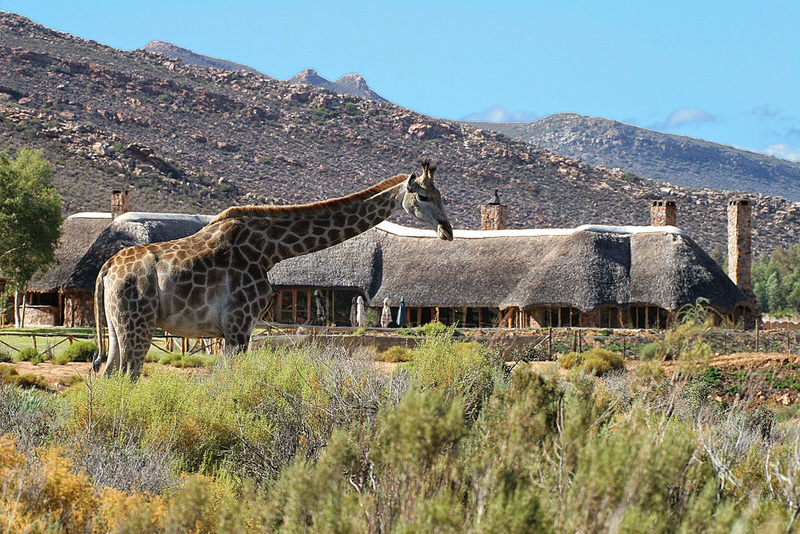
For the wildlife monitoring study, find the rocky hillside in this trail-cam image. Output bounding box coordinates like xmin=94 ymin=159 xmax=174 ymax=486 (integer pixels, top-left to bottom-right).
xmin=472 ymin=113 xmax=800 ymax=202
xmin=0 ymin=12 xmax=798 ymax=258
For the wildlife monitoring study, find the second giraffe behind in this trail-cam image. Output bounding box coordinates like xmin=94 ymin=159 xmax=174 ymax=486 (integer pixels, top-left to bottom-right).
xmin=92 ymin=161 xmax=453 ymax=378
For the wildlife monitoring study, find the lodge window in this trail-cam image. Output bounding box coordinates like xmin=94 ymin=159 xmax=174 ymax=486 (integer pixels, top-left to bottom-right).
xmin=600 ymin=307 xmax=624 ymax=329
xmin=272 ymin=288 xmax=363 ymax=326
xmin=399 ymin=307 xmax=499 ymax=328
xmin=278 ymin=289 xmax=310 ymax=325
xmin=630 ymin=306 xmax=668 ymax=329
xmin=540 ymin=307 xmax=580 ymax=328
xmin=27 ymin=292 xmax=59 ymax=307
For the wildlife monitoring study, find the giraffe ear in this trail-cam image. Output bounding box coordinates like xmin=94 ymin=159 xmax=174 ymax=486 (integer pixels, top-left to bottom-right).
xmin=421 ymin=160 xmax=436 ymax=186
xmin=406 ymin=172 xmax=420 ymax=192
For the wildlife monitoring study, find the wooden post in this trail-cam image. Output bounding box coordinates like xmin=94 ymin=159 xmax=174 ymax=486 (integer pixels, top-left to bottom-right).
xmin=32 ymin=334 xmax=37 ymax=351
xmin=756 ymin=320 xmax=760 ymax=352
xmin=548 ymin=328 xmax=553 ymax=360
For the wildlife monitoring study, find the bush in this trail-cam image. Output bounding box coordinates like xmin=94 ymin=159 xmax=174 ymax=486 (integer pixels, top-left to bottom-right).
xmin=0 ymin=366 xmax=48 ymax=389
xmin=561 ymin=348 xmax=625 ymax=377
xmin=417 ymin=321 xmax=449 ymax=336
xmin=158 ymin=352 xmax=212 ymax=368
xmin=407 ymin=330 xmax=503 ymax=419
xmin=16 ymin=347 xmax=44 ymax=364
xmin=54 ymin=340 xmax=98 ymax=364
xmin=376 ymin=345 xmax=414 ymax=363
xmin=639 ymin=342 xmax=662 ymax=361
xmin=0 ymin=364 xmax=19 ymax=385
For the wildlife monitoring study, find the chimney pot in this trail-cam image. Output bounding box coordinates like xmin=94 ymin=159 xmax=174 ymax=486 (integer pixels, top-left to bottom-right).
xmin=480 ymin=190 xmax=508 ymax=230
xmin=111 ymin=190 xmax=130 ymax=219
xmin=650 ymin=200 xmax=677 ymax=226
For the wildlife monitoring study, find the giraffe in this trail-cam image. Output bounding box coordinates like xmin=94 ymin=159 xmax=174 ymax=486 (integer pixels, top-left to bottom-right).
xmin=92 ymin=161 xmax=453 ymax=378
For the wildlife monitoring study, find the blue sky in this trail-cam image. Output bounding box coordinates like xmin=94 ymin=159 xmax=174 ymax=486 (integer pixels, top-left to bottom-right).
xmin=4 ymin=0 xmax=800 ymax=161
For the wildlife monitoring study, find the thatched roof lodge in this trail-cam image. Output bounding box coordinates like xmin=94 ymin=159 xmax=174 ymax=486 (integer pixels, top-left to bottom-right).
xmin=22 ymin=204 xmax=753 ymax=329
xmin=270 ymin=221 xmax=752 ymax=328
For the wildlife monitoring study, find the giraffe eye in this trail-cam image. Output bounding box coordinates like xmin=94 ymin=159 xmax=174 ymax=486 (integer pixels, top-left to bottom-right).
xmin=417 ymin=193 xmax=429 ymax=202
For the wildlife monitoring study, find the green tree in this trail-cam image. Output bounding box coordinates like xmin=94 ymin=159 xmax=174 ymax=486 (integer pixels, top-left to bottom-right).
xmin=752 ymin=242 xmax=800 ymax=315
xmin=0 ymin=149 xmax=62 ymax=326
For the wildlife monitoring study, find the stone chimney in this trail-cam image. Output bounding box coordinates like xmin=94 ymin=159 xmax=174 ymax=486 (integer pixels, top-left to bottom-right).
xmin=727 ymin=199 xmax=752 ymax=293
xmin=111 ymin=190 xmax=130 ymax=219
xmin=650 ymin=200 xmax=677 ymax=226
xmin=480 ymin=189 xmax=508 ymax=231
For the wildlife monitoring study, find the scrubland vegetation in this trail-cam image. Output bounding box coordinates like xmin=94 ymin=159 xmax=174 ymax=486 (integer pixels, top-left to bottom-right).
xmin=3 ymin=325 xmax=800 ymax=532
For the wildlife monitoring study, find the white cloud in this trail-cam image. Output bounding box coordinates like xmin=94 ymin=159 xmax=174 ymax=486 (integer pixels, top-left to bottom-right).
xmin=763 ymin=143 xmax=800 ymax=162
xmin=461 ymin=105 xmax=539 ymax=123
xmin=664 ymin=107 xmax=715 ymax=128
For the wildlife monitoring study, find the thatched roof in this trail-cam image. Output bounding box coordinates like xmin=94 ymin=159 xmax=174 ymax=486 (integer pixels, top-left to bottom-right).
xmin=271 ymin=222 xmax=749 ymax=313
xmin=33 ymin=213 xmax=748 ymax=314
xmin=28 ymin=212 xmax=212 ymax=292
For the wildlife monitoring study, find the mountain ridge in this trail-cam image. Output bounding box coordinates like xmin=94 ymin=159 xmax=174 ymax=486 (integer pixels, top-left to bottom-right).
xmin=472 ymin=113 xmax=800 ymax=202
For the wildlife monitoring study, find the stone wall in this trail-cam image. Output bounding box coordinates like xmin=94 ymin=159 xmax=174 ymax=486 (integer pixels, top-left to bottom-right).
xmin=22 ymin=305 xmax=60 ymax=326
xmin=63 ymin=291 xmax=95 ymax=327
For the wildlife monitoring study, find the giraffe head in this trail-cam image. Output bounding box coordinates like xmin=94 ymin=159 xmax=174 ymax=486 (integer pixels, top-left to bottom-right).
xmin=402 ymin=160 xmax=454 ymax=241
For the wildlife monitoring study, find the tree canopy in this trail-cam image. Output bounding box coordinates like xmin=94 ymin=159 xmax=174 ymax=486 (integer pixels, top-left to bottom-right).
xmin=0 ymin=149 xmax=62 ymax=316
xmin=752 ymin=242 xmax=800 ymax=316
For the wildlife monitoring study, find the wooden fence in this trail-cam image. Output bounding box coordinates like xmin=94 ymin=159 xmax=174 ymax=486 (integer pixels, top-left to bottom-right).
xmin=1 ymin=326 xmax=799 ymax=362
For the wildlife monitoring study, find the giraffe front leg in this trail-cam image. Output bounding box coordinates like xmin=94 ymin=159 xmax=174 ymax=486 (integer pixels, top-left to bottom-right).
xmin=222 ymin=311 xmax=255 ymax=357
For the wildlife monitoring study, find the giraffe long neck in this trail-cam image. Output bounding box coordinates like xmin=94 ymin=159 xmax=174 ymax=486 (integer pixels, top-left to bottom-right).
xmin=233 ymin=177 xmax=408 ymax=266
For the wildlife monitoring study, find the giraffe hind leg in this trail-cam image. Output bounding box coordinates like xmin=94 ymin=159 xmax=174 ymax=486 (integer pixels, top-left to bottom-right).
xmin=121 ymin=323 xmax=156 ymax=380
xmin=99 ymin=317 xmax=121 ymax=377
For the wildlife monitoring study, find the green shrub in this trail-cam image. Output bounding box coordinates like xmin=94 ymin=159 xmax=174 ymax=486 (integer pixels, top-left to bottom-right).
xmin=581 ymin=349 xmax=624 ymax=376
xmin=16 ymin=347 xmax=44 ymax=364
xmin=559 ymin=351 xmax=581 ymax=370
xmin=54 ymin=340 xmax=98 ymax=364
xmin=0 ymin=364 xmax=19 ymax=385
xmin=407 ymin=330 xmax=502 ymax=419
xmin=561 ymin=348 xmax=625 ymax=377
xmin=376 ymin=345 xmax=414 ymax=363
xmin=639 ymin=342 xmax=662 ymax=361
xmin=15 ymin=373 xmax=49 ymax=390
xmin=57 ymin=374 xmax=84 ymax=388
xmin=417 ymin=321 xmax=449 ymax=336
xmin=158 ymin=352 xmax=211 ymax=368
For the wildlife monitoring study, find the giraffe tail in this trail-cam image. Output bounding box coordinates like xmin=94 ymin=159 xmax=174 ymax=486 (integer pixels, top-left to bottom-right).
xmin=92 ymin=268 xmax=106 ymax=373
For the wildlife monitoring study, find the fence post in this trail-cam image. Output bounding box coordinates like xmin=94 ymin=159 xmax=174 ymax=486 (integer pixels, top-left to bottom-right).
xmin=548 ymin=328 xmax=553 ymax=360
xmin=756 ymin=321 xmax=760 ymax=353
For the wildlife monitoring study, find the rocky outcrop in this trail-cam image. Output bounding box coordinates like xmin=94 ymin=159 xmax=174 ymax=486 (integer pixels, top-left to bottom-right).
xmin=287 ymin=68 xmax=387 ymax=101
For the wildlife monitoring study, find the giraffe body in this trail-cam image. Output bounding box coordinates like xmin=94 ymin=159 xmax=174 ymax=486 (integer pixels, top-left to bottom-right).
xmin=93 ymin=162 xmax=452 ymax=378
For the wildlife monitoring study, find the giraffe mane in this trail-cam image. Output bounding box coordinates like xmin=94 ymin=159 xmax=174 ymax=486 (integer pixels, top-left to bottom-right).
xmin=210 ymin=172 xmax=409 ymax=223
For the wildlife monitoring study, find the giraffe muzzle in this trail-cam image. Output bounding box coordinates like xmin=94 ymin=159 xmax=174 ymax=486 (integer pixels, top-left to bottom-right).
xmin=437 ymin=221 xmax=454 ymax=241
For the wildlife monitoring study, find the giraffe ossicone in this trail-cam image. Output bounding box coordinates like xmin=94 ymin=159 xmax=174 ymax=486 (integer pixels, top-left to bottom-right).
xmin=92 ymin=161 xmax=453 ymax=378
